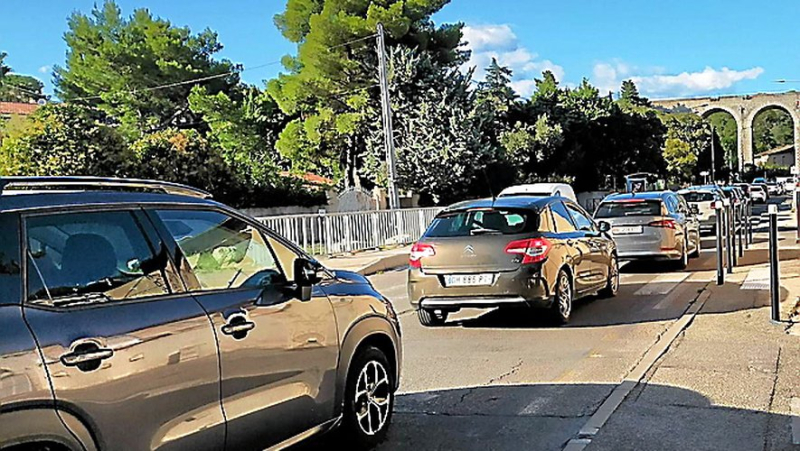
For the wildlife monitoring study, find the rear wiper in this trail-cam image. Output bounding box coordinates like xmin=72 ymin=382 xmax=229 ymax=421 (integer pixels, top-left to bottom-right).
xmin=470 ymin=228 xmax=501 ymax=235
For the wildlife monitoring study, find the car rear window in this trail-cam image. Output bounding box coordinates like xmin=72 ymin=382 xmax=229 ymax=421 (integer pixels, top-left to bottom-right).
xmin=682 ymin=191 xmax=716 ymax=202
xmin=425 ymin=208 xmax=538 ymax=237
xmin=595 ymin=200 xmax=663 ymax=218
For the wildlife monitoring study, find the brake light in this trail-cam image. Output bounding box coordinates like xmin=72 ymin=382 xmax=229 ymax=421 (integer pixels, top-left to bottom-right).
xmin=648 ymin=219 xmax=677 ymax=229
xmin=409 ymin=242 xmax=435 ymax=269
xmin=504 ymin=237 xmax=552 ymax=264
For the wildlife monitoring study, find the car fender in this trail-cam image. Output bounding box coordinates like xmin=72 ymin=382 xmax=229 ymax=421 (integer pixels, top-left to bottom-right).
xmin=334 ymin=315 xmax=400 ymax=413
xmin=0 ymin=406 xmax=96 ymax=451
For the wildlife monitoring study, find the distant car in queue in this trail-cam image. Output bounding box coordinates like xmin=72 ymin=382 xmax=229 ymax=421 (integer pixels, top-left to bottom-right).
xmin=407 ymin=196 xmax=618 ymax=326
xmin=678 ymin=188 xmax=720 ymax=234
xmin=594 ymin=191 xmax=700 ymax=268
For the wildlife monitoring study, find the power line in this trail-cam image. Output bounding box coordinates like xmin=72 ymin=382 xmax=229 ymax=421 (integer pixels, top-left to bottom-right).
xmin=63 ymin=34 xmax=381 ymax=103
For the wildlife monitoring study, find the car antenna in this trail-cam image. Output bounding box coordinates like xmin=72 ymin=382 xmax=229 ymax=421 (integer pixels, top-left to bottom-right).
xmin=481 ymin=167 xmax=496 ymax=205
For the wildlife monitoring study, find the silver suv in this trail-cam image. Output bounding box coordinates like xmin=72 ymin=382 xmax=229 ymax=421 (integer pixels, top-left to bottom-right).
xmin=0 ymin=177 xmax=401 ymax=451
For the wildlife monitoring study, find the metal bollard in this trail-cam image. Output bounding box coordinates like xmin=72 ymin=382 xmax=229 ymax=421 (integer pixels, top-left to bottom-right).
xmin=724 ymin=200 xmax=733 ymax=273
xmin=714 ymin=200 xmax=725 ymax=285
xmin=738 ymin=208 xmax=744 ymax=257
xmin=768 ymin=204 xmax=780 ymax=323
xmin=730 ymin=206 xmax=738 ymax=267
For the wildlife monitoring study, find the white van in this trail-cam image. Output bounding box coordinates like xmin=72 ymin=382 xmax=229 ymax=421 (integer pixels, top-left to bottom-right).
xmin=497 ymin=183 xmax=577 ymax=202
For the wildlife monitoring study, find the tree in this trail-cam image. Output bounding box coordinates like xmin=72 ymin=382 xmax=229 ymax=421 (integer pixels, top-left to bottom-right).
xmin=619 ymin=79 xmax=649 ymax=108
xmin=659 ymin=112 xmax=712 ymax=184
xmin=362 ymin=48 xmax=495 ymax=204
xmin=268 ymin=0 xmax=465 ymax=188
xmin=753 ymin=108 xmax=793 ymax=154
xmin=0 ymin=104 xmax=129 ymax=176
xmin=54 ymin=1 xmax=239 ymax=137
xmin=189 ymin=86 xmax=287 ymax=187
xmin=0 ymin=52 xmax=46 ymax=103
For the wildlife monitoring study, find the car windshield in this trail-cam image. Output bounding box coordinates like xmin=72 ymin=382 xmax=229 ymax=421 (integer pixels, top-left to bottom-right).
xmin=425 ymin=208 xmax=538 ymax=237
xmin=681 ymin=191 xmax=716 ymax=202
xmin=595 ymin=200 xmax=662 ymax=218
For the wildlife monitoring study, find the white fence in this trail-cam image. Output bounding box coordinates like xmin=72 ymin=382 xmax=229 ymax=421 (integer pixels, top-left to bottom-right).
xmin=257 ymin=207 xmax=442 ymax=256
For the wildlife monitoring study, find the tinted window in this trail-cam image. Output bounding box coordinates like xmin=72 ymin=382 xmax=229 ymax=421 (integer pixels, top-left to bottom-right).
xmin=595 ymin=200 xmax=663 ymax=218
xmin=425 ymin=209 xmax=538 ymax=237
xmin=26 ymin=211 xmax=170 ymax=305
xmin=0 ymin=214 xmax=21 ymax=305
xmin=682 ymin=191 xmax=716 ymax=202
xmin=155 ymin=210 xmax=282 ymax=291
xmin=550 ymin=202 xmax=577 ymax=232
xmin=566 ymin=204 xmax=595 ymax=232
xmin=539 ymin=208 xmax=556 ymax=232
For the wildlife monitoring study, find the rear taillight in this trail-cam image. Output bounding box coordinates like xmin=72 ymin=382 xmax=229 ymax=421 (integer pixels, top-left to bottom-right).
xmin=409 ymin=242 xmax=435 ymax=269
xmin=504 ymin=237 xmax=552 ymax=264
xmin=648 ymin=219 xmax=677 ymax=229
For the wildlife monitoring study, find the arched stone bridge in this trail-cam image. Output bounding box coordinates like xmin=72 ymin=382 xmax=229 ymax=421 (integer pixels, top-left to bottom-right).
xmin=651 ymin=91 xmax=800 ymax=171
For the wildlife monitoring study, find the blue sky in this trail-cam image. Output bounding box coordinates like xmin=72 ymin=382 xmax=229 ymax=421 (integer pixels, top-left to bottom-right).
xmin=1 ymin=0 xmax=798 ymax=99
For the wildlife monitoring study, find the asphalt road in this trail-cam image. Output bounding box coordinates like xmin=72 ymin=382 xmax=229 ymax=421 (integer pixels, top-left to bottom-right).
xmin=300 ymin=196 xmax=792 ymax=451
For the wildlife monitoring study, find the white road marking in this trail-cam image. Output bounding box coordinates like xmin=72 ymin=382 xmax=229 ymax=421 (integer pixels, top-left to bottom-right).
xmin=634 ymin=273 xmax=690 ymax=296
xmin=565 ymin=289 xmax=713 ymax=451
xmin=791 ymin=397 xmax=800 ymax=445
xmin=741 ymin=267 xmax=770 ymax=290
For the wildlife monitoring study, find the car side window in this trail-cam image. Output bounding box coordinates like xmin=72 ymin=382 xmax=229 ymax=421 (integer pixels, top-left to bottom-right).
xmin=566 ymin=203 xmax=596 ymax=232
xmin=154 ymin=209 xmax=283 ymax=291
xmin=0 ymin=214 xmax=21 ymax=305
xmin=25 ymin=210 xmax=171 ymax=305
xmin=539 ymin=208 xmax=556 ymax=232
xmin=550 ymin=201 xmax=577 ymax=233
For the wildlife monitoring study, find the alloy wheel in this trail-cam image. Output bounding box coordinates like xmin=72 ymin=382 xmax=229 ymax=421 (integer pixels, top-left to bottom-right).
xmin=354 ymin=360 xmax=392 ymax=436
xmin=558 ymin=273 xmax=572 ymax=318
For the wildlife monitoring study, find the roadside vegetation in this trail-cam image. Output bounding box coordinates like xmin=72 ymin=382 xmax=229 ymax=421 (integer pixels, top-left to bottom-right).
xmin=0 ymin=0 xmax=792 ymax=207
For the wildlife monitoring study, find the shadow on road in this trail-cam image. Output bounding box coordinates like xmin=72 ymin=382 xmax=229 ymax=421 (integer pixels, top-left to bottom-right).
xmin=293 ymin=383 xmax=794 ymax=451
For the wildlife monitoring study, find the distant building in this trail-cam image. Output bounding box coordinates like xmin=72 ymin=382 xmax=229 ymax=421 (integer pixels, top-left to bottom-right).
xmin=755 ymin=144 xmax=795 ymax=168
xmin=0 ymin=101 xmax=39 ymax=120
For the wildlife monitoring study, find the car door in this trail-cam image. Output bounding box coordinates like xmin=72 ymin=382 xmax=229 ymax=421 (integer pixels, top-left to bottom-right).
xmin=148 ymin=207 xmax=339 ymax=451
xmin=22 ymin=207 xmax=225 ymax=451
xmin=565 ymin=202 xmax=610 ymax=288
xmin=550 ymin=201 xmax=593 ymax=294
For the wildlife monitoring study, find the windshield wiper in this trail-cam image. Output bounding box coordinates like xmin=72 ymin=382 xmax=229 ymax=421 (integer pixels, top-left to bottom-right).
xmin=470 ymin=227 xmax=501 ymax=235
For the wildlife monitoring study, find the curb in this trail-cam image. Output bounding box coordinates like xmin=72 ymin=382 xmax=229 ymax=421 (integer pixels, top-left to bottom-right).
xmin=352 ymin=253 xmax=409 ymax=276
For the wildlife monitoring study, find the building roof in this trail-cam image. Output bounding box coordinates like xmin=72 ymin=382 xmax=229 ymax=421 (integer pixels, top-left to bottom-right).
xmin=0 ymin=101 xmax=39 ymax=116
xmin=755 ymin=144 xmax=793 ymax=157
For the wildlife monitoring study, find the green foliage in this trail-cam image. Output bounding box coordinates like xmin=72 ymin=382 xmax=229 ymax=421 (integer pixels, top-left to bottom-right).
xmin=0 ymin=52 xmax=9 ymax=81
xmin=659 ymin=112 xmax=712 ymax=184
xmin=0 ymin=74 xmax=45 ymax=103
xmin=0 ymin=104 xmax=129 ymax=176
xmin=706 ymin=111 xmax=738 ymax=170
xmin=753 ymin=108 xmax=793 ymax=154
xmin=54 ymin=1 xmax=238 ymax=138
xmin=188 ymin=86 xmax=286 ymax=186
xmin=269 ymin=0 xmax=463 ymax=188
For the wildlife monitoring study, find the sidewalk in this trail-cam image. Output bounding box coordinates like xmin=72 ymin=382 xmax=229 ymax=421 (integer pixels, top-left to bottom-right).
xmin=317 ymin=245 xmax=410 ymax=275
xmin=588 ymin=246 xmax=800 ymax=450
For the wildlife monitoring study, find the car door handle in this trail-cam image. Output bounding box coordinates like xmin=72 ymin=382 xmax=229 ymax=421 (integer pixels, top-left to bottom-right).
xmin=61 ymin=348 xmax=114 ymax=367
xmin=222 ymin=321 xmax=256 ymax=336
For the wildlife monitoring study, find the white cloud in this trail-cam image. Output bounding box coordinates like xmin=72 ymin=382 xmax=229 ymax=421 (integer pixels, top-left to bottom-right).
xmin=38 ymin=65 xmax=51 ymax=74
xmin=461 ymin=24 xmax=564 ymax=97
xmin=592 ymin=60 xmax=764 ymax=98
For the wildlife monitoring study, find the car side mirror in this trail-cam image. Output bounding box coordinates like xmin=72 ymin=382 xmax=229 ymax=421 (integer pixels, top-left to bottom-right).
xmin=597 ymin=221 xmax=611 ymax=233
xmin=294 ymin=258 xmax=322 ymax=301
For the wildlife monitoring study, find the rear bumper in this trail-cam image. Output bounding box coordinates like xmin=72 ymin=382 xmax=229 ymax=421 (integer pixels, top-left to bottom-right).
xmin=407 ymin=265 xmax=552 ymax=310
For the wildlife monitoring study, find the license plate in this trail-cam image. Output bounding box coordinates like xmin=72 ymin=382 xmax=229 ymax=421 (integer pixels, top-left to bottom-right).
xmin=612 ymin=226 xmax=643 ymax=235
xmin=444 ymin=274 xmax=495 ymax=287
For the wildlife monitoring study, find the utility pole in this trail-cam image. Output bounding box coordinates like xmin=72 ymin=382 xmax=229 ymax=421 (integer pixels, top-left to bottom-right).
xmin=376 ymin=23 xmax=400 ymax=210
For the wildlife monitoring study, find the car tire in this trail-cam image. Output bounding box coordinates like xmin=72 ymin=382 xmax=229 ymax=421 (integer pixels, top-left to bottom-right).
xmin=675 ymin=240 xmax=688 ymax=270
xmin=599 ymin=255 xmax=619 ymax=298
xmin=550 ymin=269 xmax=573 ymax=325
xmin=689 ymin=236 xmax=700 ymax=258
xmin=417 ymin=308 xmax=447 ymax=327
xmin=341 ymin=346 xmax=395 ymax=449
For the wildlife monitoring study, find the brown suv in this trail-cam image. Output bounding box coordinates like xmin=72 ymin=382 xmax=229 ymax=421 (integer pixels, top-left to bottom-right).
xmin=0 ymin=177 xmax=401 ymax=451
xmin=408 ymin=196 xmax=618 ymax=326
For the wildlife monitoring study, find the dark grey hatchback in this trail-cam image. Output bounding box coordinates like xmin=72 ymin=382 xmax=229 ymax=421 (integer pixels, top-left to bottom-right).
xmin=0 ymin=177 xmax=401 ymax=451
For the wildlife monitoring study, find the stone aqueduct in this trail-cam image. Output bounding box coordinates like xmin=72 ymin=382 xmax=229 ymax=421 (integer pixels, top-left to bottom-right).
xmin=651 ymin=91 xmax=800 ymax=171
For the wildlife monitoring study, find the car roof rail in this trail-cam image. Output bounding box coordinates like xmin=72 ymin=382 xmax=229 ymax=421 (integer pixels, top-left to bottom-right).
xmin=0 ymin=176 xmax=213 ymax=199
